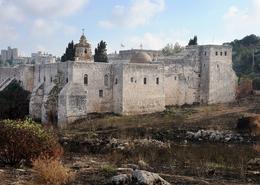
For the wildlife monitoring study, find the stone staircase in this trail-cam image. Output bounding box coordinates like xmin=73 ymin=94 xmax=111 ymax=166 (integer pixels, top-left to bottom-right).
xmin=0 ymin=78 xmax=15 ymax=91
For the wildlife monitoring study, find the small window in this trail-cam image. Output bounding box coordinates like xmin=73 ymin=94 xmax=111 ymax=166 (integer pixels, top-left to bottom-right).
xmin=215 ymin=51 xmax=218 ymax=56
xmin=104 ymin=74 xmax=109 ymax=86
xmin=50 ymin=77 xmax=52 ymax=83
xmin=204 ymin=52 xmax=207 ymax=56
xmin=225 ymin=51 xmax=227 ymax=56
xmin=44 ymin=76 xmax=46 ymax=82
xmin=217 ymin=64 xmax=219 ymax=68
xmin=220 ymin=52 xmax=223 ymax=56
xmin=84 ymin=74 xmax=88 ymax=85
xmin=99 ymin=90 xmax=103 ymax=97
xmin=66 ymin=78 xmax=68 ymax=83
xmin=144 ymin=78 xmax=147 ymax=85
xmin=198 ymin=74 xmax=201 ymax=77
xmin=203 ymin=64 xmax=206 ymax=67
xmin=174 ymin=76 xmax=177 ymax=80
xmin=115 ymin=78 xmax=118 ymax=85
xmin=156 ymin=77 xmax=159 ymax=85
xmin=131 ymin=77 xmax=134 ymax=83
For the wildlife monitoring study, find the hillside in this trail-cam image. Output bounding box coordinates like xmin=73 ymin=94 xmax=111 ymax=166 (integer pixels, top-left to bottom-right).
xmin=226 ymin=34 xmax=260 ymax=77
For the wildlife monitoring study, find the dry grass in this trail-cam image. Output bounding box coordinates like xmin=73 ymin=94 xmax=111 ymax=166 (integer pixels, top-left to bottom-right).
xmin=32 ymin=157 xmax=75 ymax=185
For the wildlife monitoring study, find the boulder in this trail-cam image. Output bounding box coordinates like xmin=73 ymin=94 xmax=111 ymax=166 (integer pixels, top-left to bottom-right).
xmin=237 ymin=115 xmax=260 ymax=136
xmin=132 ymin=170 xmax=171 ymax=185
xmin=110 ymin=174 xmax=132 ymax=185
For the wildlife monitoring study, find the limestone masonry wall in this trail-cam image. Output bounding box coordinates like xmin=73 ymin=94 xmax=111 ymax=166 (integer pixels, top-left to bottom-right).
xmin=0 ymin=45 xmax=238 ymax=127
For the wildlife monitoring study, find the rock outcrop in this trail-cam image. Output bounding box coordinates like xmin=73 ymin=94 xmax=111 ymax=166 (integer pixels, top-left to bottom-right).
xmin=109 ymin=170 xmax=171 ymax=185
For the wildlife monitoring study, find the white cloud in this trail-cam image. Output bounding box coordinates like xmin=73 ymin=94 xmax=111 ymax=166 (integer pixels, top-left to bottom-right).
xmin=99 ymin=0 xmax=165 ymax=29
xmin=224 ymin=0 xmax=260 ymax=36
xmin=31 ymin=19 xmax=77 ymax=37
xmin=20 ymin=0 xmax=89 ymax=17
xmin=0 ymin=24 xmax=19 ymax=40
xmin=0 ymin=1 xmax=25 ymax=22
xmin=120 ymin=29 xmax=190 ymax=51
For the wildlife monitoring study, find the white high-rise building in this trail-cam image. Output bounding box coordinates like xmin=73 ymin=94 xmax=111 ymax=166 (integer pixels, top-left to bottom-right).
xmin=31 ymin=51 xmax=56 ymax=64
xmin=0 ymin=47 xmax=18 ymax=61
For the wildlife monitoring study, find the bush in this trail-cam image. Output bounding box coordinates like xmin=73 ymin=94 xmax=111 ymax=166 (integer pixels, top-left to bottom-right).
xmin=0 ymin=118 xmax=63 ymax=166
xmin=32 ymin=157 xmax=74 ymax=185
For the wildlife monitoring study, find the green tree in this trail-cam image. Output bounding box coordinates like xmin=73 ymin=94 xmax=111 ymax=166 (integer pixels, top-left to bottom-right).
xmin=94 ymin=40 xmax=108 ymax=63
xmin=162 ymin=43 xmax=183 ymax=56
xmin=61 ymin=41 xmax=75 ymax=62
xmin=188 ymin=36 xmax=198 ymax=46
xmin=228 ymin=34 xmax=260 ymax=76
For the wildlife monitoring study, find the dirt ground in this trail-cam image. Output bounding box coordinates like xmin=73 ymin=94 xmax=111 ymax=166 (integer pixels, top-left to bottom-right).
xmin=1 ymin=96 xmax=260 ymax=185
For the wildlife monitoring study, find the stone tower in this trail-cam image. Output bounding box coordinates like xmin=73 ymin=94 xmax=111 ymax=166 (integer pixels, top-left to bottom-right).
xmin=74 ymin=32 xmax=92 ymax=62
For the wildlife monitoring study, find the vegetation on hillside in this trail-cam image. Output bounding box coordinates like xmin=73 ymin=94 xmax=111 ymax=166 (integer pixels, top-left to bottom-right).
xmin=0 ymin=80 xmax=30 ymax=120
xmin=227 ymin=34 xmax=260 ymax=77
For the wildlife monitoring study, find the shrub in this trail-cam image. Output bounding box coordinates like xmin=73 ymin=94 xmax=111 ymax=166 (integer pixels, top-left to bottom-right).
xmin=101 ymin=164 xmax=117 ymax=177
xmin=0 ymin=118 xmax=63 ymax=166
xmin=32 ymin=157 xmax=74 ymax=185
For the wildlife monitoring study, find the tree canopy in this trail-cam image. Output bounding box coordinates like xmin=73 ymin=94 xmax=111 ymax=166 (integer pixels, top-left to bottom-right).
xmin=94 ymin=40 xmax=108 ymax=63
xmin=227 ymin=34 xmax=260 ymax=76
xmin=188 ymin=36 xmax=198 ymax=46
xmin=61 ymin=41 xmax=75 ymax=62
xmin=162 ymin=43 xmax=183 ymax=56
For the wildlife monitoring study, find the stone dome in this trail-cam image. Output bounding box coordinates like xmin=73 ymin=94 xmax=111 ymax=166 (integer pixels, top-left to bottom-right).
xmin=130 ymin=52 xmax=152 ymax=64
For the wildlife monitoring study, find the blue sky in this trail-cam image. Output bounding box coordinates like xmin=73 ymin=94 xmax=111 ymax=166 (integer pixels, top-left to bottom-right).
xmin=0 ymin=0 xmax=259 ymax=57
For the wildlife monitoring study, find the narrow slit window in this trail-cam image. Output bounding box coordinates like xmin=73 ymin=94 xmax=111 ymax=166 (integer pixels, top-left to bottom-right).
xmin=156 ymin=77 xmax=159 ymax=85
xmin=215 ymin=51 xmax=218 ymax=56
xmin=225 ymin=51 xmax=227 ymax=56
xmin=131 ymin=77 xmax=134 ymax=83
xmin=144 ymin=78 xmax=147 ymax=85
xmin=115 ymin=78 xmax=118 ymax=85
xmin=99 ymin=90 xmax=103 ymax=98
xmin=84 ymin=74 xmax=88 ymax=85
xmin=104 ymin=74 xmax=109 ymax=86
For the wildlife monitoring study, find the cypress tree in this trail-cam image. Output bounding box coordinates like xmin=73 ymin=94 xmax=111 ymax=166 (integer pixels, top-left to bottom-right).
xmin=94 ymin=40 xmax=108 ymax=63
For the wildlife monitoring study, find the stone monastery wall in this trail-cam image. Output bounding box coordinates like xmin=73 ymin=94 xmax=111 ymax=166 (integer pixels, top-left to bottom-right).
xmin=0 ymin=45 xmax=237 ymax=127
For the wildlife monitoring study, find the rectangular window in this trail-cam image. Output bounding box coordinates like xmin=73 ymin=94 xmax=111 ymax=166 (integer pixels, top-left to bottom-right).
xmin=215 ymin=52 xmax=218 ymax=56
xmin=131 ymin=77 xmax=134 ymax=83
xmin=99 ymin=90 xmax=103 ymax=98
xmin=144 ymin=78 xmax=147 ymax=85
xmin=156 ymin=77 xmax=159 ymax=85
xmin=220 ymin=52 xmax=223 ymax=56
xmin=115 ymin=78 xmax=118 ymax=85
xmin=204 ymin=52 xmax=207 ymax=56
xmin=225 ymin=51 xmax=227 ymax=56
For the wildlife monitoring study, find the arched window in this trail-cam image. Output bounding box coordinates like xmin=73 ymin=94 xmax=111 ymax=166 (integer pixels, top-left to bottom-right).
xmin=84 ymin=74 xmax=88 ymax=85
xmin=104 ymin=74 xmax=109 ymax=86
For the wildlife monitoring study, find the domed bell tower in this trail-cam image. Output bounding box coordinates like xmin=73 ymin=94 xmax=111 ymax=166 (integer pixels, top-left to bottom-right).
xmin=74 ymin=29 xmax=92 ymax=63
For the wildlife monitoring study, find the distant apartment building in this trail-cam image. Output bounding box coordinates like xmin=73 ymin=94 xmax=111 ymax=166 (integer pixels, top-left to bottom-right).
xmin=31 ymin=51 xmax=56 ymax=64
xmin=1 ymin=47 xmax=18 ymax=61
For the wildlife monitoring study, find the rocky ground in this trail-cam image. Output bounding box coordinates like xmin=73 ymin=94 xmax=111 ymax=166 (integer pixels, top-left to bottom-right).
xmin=1 ymin=96 xmax=260 ymax=185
